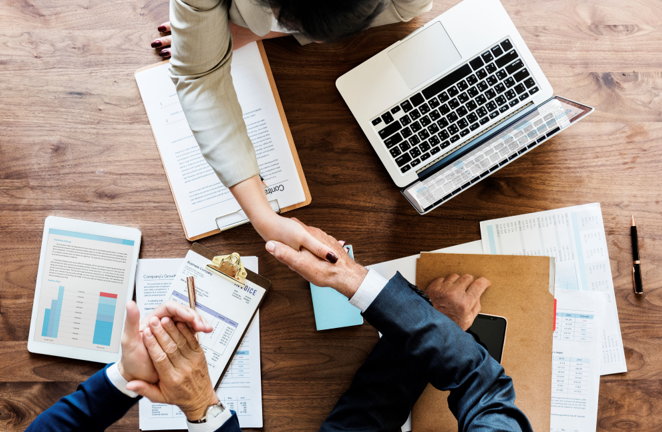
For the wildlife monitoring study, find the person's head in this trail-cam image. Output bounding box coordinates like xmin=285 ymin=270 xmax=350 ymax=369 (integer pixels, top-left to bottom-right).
xmin=261 ymin=0 xmax=386 ymax=43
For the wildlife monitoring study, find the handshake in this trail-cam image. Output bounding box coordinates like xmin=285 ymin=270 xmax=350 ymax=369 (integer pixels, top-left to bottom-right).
xmin=116 ymin=220 xmax=490 ymax=421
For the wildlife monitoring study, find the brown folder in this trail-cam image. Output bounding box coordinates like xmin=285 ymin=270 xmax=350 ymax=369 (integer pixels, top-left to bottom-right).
xmin=412 ymin=253 xmax=555 ymax=431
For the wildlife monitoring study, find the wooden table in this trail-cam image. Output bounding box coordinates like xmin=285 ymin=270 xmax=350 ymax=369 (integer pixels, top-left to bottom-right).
xmin=1 ymin=0 xmax=661 ymax=430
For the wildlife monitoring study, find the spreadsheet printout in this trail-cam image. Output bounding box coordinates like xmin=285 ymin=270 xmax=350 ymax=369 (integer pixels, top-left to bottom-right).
xmin=137 ymin=257 xmax=263 ymax=429
xmin=480 ymin=203 xmax=626 ymax=375
xmin=551 ymin=290 xmax=606 ymax=432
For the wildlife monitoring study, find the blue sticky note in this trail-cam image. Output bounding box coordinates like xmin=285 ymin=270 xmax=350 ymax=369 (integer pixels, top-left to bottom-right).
xmin=310 ymin=245 xmax=364 ymax=331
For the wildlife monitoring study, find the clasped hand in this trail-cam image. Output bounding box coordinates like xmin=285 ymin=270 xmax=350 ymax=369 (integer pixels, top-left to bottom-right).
xmin=117 ymin=301 xmax=219 ymax=421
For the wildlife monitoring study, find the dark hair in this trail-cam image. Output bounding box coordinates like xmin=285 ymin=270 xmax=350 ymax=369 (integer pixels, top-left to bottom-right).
xmin=261 ymin=0 xmax=386 ymax=42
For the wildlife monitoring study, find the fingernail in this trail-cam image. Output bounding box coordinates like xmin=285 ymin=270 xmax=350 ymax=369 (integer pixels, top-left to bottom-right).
xmin=150 ymin=316 xmax=159 ymax=326
xmin=339 ymin=240 xmax=346 ymax=246
xmin=151 ymin=40 xmax=162 ymax=48
xmin=326 ymin=252 xmax=338 ymax=263
xmin=162 ymin=317 xmax=171 ymax=327
xmin=159 ymin=50 xmax=170 ymax=57
xmin=158 ymin=25 xmax=167 ymax=32
xmin=144 ymin=329 xmax=153 ymax=338
xmin=266 ymin=241 xmax=275 ymax=253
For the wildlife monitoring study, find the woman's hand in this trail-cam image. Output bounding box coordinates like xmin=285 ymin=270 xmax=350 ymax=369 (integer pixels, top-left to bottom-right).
xmin=150 ymin=21 xmax=289 ymax=60
xmin=151 ymin=22 xmax=172 ymax=60
xmin=230 ymin=175 xmax=342 ymax=263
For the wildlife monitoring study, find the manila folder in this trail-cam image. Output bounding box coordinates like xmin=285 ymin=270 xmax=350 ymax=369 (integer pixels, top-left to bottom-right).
xmin=412 ymin=253 xmax=554 ymax=432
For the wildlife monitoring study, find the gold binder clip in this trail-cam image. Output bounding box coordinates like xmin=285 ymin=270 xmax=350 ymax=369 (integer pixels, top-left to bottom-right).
xmin=206 ymin=253 xmax=248 ymax=285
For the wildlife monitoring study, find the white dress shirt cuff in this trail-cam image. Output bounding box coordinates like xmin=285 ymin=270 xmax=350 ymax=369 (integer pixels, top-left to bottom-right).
xmin=349 ymin=269 xmax=389 ymax=312
xmin=106 ymin=363 xmax=139 ymax=398
xmin=186 ymin=407 xmax=233 ymax=432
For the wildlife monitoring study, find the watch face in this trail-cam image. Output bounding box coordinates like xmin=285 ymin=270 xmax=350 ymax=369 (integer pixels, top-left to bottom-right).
xmin=208 ymin=403 xmax=225 ymax=419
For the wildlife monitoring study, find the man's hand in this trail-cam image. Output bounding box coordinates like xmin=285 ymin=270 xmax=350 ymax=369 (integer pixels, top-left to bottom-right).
xmin=127 ymin=317 xmax=219 ymax=421
xmin=265 ymin=219 xmax=367 ymax=299
xmin=139 ymin=301 xmax=213 ymax=334
xmin=118 ymin=301 xmax=213 ymax=384
xmin=117 ymin=302 xmax=158 ymax=383
xmin=426 ymin=274 xmax=491 ymax=331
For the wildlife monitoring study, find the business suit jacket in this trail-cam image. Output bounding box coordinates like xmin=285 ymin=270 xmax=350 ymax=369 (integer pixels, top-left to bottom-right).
xmin=169 ymin=0 xmax=433 ymax=188
xmin=26 ymin=272 xmax=530 ymax=431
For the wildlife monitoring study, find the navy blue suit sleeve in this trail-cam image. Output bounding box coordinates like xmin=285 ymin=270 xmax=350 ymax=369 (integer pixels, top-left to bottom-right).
xmin=25 ymin=363 xmax=139 ymax=432
xmin=362 ymin=272 xmax=532 ymax=432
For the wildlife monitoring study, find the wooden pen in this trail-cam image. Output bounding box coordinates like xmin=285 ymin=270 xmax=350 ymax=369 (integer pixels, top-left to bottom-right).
xmin=186 ymin=276 xmax=200 ymax=340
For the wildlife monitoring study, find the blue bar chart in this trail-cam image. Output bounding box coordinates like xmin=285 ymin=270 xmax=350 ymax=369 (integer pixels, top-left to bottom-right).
xmin=92 ymin=292 xmax=117 ymax=346
xmin=41 ymin=286 xmax=65 ymax=338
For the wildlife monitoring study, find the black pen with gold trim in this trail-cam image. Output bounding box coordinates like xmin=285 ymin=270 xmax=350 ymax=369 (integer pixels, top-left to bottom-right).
xmin=631 ymin=215 xmax=643 ymax=294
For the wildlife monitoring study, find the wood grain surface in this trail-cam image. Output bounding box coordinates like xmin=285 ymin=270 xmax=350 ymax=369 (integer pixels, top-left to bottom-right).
xmin=1 ymin=0 xmax=661 ymax=430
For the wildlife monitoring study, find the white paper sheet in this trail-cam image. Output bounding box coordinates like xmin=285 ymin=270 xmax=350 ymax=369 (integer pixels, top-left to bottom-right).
xmin=367 ymin=240 xmax=484 ymax=432
xmin=136 ymin=258 xmax=182 ymax=319
xmin=135 ymin=42 xmax=306 ymax=239
xmin=136 ymin=257 xmax=263 ymax=429
xmin=479 ymin=203 xmax=626 ymax=375
xmin=551 ymin=290 xmax=606 ymax=432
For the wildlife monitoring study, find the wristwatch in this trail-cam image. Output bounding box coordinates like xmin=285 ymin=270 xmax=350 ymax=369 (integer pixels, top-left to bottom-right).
xmin=189 ymin=401 xmax=226 ymax=424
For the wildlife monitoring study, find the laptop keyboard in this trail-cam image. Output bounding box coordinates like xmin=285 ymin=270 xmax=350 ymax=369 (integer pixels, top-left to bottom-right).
xmin=371 ymin=38 xmax=540 ymax=174
xmin=403 ymin=98 xmax=570 ymax=213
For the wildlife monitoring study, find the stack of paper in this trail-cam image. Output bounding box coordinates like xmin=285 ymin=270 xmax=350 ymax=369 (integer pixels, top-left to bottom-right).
xmin=479 ymin=202 xmax=625 ymax=432
xmin=135 ymin=258 xmax=263 ymax=430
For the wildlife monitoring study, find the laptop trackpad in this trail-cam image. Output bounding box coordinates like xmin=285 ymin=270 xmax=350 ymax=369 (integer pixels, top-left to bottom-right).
xmin=388 ymin=22 xmax=462 ymax=90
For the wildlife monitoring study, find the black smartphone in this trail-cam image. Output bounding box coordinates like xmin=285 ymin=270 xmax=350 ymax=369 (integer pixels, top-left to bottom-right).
xmin=466 ymin=314 xmax=508 ymax=364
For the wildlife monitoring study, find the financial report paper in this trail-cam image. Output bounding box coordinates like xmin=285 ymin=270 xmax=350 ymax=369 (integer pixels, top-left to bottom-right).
xmin=136 ymin=257 xmax=263 ymax=429
xmin=135 ymin=42 xmax=306 ymax=239
xmin=480 ymin=203 xmax=627 ymax=375
xmin=551 ymin=290 xmax=606 ymax=432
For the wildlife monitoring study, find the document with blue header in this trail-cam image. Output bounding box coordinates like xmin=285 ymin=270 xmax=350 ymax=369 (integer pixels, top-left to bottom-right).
xmin=310 ymin=245 xmax=363 ymax=330
xmin=480 ymin=203 xmax=626 ymax=375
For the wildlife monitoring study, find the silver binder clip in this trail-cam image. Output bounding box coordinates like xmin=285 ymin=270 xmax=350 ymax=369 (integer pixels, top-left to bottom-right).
xmin=215 ymin=199 xmax=281 ymax=232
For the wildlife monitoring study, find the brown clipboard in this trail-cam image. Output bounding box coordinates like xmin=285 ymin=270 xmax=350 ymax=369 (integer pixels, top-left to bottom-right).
xmin=412 ymin=253 xmax=554 ymax=432
xmin=189 ymin=242 xmax=271 ymax=388
xmin=135 ymin=41 xmax=312 ymax=241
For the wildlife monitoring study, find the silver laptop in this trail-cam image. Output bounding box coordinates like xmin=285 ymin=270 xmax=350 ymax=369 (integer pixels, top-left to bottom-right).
xmin=336 ymin=0 xmax=593 ymax=214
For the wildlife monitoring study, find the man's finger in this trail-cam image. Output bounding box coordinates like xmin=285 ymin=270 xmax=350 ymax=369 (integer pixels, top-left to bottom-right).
xmin=471 ymin=299 xmax=482 ymax=318
xmin=141 ymin=302 xmax=212 ymax=333
xmin=161 ymin=317 xmax=193 ymax=358
xmin=150 ymin=317 xmax=184 ymax=366
xmin=443 ymin=273 xmax=461 ymax=285
xmin=176 ymin=322 xmax=201 ymax=351
xmin=466 ymin=277 xmax=491 ymax=300
xmin=457 ymin=274 xmax=475 ymax=289
xmin=300 ymin=232 xmax=338 ymax=264
xmin=126 ymin=380 xmax=166 ymax=404
xmin=123 ymin=301 xmax=141 ymax=343
xmin=266 ymin=240 xmax=303 ymax=269
xmin=143 ymin=327 xmax=173 ymax=375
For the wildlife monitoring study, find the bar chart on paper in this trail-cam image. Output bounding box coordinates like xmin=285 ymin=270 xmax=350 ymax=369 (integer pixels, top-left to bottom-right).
xmin=93 ymin=293 xmax=117 ymax=346
xmin=41 ymin=286 xmax=65 ymax=338
xmin=37 ymin=284 xmax=122 ymax=350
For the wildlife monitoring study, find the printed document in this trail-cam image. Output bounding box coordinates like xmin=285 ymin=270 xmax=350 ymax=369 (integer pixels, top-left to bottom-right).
xmin=551 ymin=290 xmax=606 ymax=432
xmin=135 ymin=42 xmax=306 ymax=239
xmin=136 ymin=257 xmax=263 ymax=429
xmin=480 ymin=203 xmax=626 ymax=375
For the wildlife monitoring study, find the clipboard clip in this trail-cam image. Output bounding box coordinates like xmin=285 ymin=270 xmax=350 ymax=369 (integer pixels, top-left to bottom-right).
xmin=215 ymin=199 xmax=281 ymax=232
xmin=206 ymin=253 xmax=248 ymax=286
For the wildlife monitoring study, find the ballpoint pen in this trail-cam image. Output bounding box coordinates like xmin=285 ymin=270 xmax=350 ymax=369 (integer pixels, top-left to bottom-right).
xmin=631 ymin=215 xmax=643 ymax=294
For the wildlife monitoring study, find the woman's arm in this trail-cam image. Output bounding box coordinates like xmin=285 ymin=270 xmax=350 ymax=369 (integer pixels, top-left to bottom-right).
xmin=159 ymin=0 xmax=337 ymax=261
xmin=150 ymin=21 xmax=289 ymax=59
